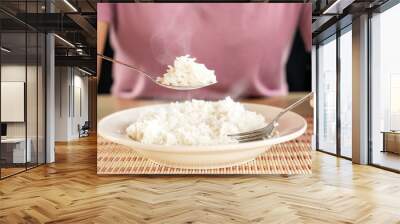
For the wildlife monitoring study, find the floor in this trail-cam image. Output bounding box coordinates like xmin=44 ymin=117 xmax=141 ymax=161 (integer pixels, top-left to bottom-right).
xmin=1 ymin=163 xmax=44 ymax=179
xmin=372 ymin=150 xmax=400 ymax=171
xmin=0 ymin=135 xmax=400 ymax=224
xmin=0 ymin=167 xmax=25 ymax=178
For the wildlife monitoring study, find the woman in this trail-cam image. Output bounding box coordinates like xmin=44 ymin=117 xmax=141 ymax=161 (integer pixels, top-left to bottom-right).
xmin=97 ymin=3 xmax=311 ymax=99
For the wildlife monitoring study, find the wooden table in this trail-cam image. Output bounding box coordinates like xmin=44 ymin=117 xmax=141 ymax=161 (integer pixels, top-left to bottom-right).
xmin=1 ymin=138 xmax=32 ymax=164
xmin=97 ymin=92 xmax=313 ymax=175
xmin=381 ymin=131 xmax=400 ymax=154
xmin=97 ymin=92 xmax=313 ymax=120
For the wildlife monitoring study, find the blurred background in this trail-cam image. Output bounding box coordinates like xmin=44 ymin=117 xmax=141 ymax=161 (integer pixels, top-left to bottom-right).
xmin=98 ymin=30 xmax=311 ymax=94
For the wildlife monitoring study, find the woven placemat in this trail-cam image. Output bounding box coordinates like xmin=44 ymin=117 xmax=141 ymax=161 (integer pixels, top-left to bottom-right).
xmin=97 ymin=118 xmax=313 ymax=175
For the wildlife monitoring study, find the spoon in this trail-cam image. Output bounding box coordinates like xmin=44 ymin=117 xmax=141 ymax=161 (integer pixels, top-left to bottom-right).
xmin=97 ymin=53 xmax=217 ymax=90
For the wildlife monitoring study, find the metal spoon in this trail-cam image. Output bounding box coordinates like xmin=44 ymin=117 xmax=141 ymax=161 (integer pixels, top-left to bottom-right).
xmin=97 ymin=53 xmax=217 ymax=90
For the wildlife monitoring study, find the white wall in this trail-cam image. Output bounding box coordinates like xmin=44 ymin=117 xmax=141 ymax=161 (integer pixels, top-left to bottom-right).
xmin=1 ymin=64 xmax=46 ymax=164
xmin=54 ymin=67 xmax=89 ymax=141
xmin=1 ymin=66 xmax=26 ymax=136
xmin=73 ymin=74 xmax=89 ymax=135
xmin=1 ymin=65 xmax=38 ymax=138
xmin=54 ymin=66 xmax=70 ymax=141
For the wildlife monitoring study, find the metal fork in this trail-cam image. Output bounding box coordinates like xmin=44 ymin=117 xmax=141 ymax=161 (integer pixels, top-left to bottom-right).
xmin=228 ymin=92 xmax=314 ymax=143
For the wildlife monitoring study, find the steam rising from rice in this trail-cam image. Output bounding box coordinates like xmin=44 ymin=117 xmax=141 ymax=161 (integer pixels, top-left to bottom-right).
xmin=126 ymin=97 xmax=266 ymax=146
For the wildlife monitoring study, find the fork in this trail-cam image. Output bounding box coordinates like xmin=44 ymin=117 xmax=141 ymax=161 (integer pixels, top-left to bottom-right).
xmin=228 ymin=92 xmax=314 ymax=143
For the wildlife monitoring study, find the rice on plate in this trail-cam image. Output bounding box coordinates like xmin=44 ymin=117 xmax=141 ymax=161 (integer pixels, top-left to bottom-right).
xmin=126 ymin=97 xmax=267 ymax=146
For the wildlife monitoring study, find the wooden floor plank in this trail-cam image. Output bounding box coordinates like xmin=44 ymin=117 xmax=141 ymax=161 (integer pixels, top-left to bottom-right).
xmin=0 ymin=135 xmax=400 ymax=223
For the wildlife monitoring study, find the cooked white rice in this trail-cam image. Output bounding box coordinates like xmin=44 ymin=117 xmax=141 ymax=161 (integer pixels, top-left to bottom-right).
xmin=156 ymin=55 xmax=217 ymax=86
xmin=126 ymin=97 xmax=266 ymax=146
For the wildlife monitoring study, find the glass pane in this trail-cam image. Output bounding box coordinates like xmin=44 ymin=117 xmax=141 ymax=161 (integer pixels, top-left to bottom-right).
xmin=27 ymin=31 xmax=38 ymax=169
xmin=38 ymin=33 xmax=45 ymax=165
xmin=0 ymin=1 xmax=46 ymax=178
xmin=339 ymin=28 xmax=352 ymax=158
xmin=26 ymin=0 xmax=38 ymax=169
xmin=371 ymin=4 xmax=400 ymax=171
xmin=317 ymin=36 xmax=337 ymax=154
xmin=1 ymin=30 xmax=27 ymax=177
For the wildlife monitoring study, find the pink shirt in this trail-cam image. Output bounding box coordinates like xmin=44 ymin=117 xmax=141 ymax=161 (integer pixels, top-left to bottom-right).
xmin=98 ymin=3 xmax=311 ymax=99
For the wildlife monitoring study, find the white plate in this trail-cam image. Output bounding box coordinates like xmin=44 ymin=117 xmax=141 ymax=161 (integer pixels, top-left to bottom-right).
xmin=98 ymin=103 xmax=307 ymax=169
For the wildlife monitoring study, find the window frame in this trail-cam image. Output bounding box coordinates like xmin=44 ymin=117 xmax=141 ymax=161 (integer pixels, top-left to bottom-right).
xmin=367 ymin=0 xmax=400 ymax=173
xmin=315 ymin=20 xmax=353 ymax=160
xmin=0 ymin=2 xmax=48 ymax=180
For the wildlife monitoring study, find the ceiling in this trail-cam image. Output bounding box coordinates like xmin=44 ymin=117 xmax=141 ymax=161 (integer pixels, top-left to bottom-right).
xmin=312 ymin=0 xmax=392 ymax=43
xmin=0 ymin=0 xmax=97 ymax=74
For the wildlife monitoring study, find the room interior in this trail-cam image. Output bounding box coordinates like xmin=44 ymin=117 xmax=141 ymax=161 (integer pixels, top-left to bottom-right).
xmin=312 ymin=0 xmax=400 ymax=172
xmin=0 ymin=25 xmax=46 ymax=178
xmin=0 ymin=0 xmax=97 ymax=179
xmin=0 ymin=0 xmax=400 ymax=223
